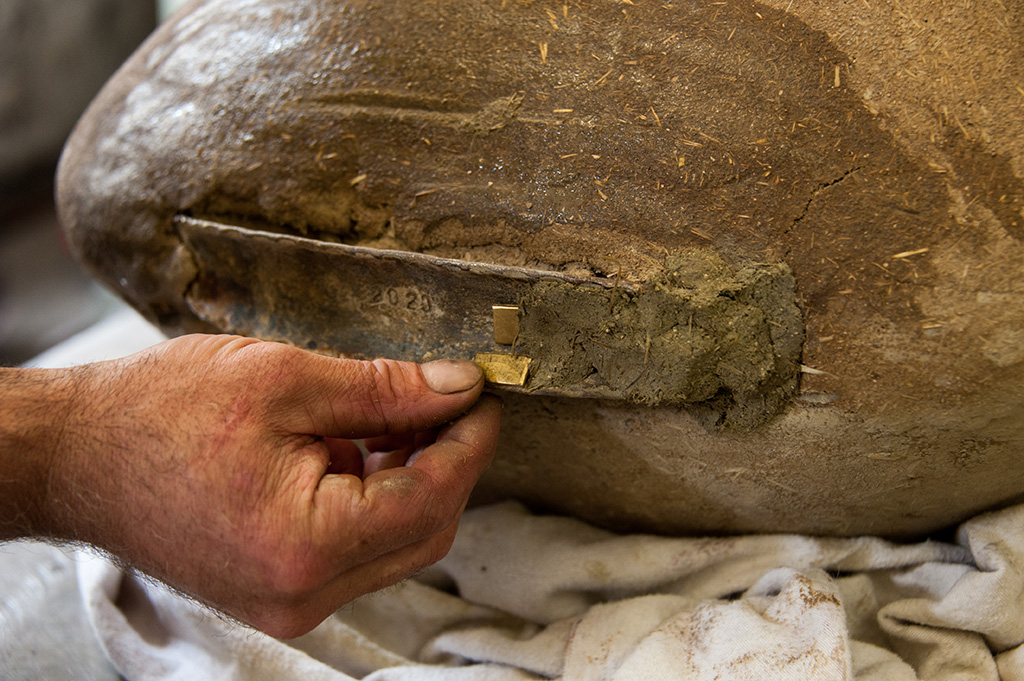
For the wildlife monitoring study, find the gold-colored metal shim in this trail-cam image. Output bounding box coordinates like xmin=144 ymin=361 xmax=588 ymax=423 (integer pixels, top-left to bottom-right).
xmin=492 ymin=304 xmax=520 ymax=345
xmin=474 ymin=352 xmax=531 ymax=386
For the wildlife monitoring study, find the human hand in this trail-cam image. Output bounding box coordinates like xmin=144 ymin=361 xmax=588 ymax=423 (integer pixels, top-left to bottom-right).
xmin=26 ymin=335 xmax=500 ymax=638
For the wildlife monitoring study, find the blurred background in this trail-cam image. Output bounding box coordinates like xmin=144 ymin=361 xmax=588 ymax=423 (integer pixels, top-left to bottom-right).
xmin=0 ymin=0 xmax=186 ymax=365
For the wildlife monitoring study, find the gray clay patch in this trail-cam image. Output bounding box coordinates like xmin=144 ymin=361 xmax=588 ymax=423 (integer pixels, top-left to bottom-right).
xmin=517 ymin=250 xmax=804 ymax=429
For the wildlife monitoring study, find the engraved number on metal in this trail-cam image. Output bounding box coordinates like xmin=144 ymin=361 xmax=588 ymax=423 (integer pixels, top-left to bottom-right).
xmin=371 ymin=286 xmax=433 ymax=313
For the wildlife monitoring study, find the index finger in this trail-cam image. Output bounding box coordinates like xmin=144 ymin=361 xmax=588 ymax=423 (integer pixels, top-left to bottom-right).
xmin=312 ymin=395 xmax=502 ymax=564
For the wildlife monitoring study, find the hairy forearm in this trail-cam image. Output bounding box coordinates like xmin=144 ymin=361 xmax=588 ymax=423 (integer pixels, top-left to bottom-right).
xmin=0 ymin=366 xmax=87 ymax=541
xmin=0 ymin=358 xmax=178 ymax=556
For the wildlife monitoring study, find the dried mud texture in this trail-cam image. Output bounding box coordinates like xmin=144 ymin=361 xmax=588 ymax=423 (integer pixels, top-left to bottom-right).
xmin=57 ymin=0 xmax=1024 ymax=536
xmin=519 ymin=251 xmax=803 ymax=429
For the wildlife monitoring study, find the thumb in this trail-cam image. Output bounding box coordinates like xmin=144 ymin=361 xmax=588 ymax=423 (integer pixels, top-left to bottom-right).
xmin=286 ymin=356 xmax=485 ymax=438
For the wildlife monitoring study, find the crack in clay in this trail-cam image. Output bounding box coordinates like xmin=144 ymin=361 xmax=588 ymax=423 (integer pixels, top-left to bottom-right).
xmin=792 ymin=166 xmax=862 ymax=226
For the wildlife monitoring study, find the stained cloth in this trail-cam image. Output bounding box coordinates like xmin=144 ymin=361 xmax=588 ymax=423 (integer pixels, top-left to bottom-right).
xmin=31 ymin=309 xmax=1024 ymax=680
xmin=78 ymin=499 xmax=1024 ymax=681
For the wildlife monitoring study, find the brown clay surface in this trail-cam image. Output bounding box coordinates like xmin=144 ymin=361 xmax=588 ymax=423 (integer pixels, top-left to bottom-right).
xmin=58 ymin=0 xmax=1024 ymax=536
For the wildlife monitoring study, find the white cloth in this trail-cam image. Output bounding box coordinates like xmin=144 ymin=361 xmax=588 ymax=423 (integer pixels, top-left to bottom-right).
xmin=38 ymin=310 xmax=1023 ymax=679
xmin=78 ymin=500 xmax=1024 ymax=681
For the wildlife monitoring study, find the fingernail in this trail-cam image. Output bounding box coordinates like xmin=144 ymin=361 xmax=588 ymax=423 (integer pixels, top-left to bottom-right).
xmin=420 ymin=359 xmax=482 ymax=394
xmin=406 ymin=445 xmax=428 ymax=467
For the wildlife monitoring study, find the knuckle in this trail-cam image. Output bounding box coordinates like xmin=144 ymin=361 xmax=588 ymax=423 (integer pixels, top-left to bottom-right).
xmin=366 ymin=359 xmax=401 ymax=400
xmin=358 ymin=360 xmax=404 ymax=430
xmin=251 ymin=342 xmax=304 ymax=383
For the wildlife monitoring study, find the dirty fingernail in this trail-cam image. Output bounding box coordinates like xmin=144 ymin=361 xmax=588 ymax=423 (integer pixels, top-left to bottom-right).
xmin=421 ymin=359 xmax=483 ymax=394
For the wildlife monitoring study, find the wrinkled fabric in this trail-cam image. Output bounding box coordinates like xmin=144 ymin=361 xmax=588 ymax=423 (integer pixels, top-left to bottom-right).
xmin=79 ymin=501 xmax=1024 ymax=681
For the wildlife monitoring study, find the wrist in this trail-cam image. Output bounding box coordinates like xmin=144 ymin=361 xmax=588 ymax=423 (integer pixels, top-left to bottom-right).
xmin=0 ymin=365 xmax=95 ymax=541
